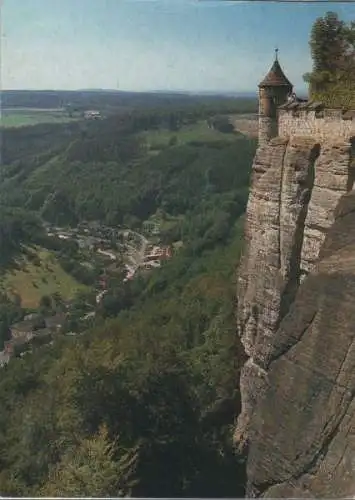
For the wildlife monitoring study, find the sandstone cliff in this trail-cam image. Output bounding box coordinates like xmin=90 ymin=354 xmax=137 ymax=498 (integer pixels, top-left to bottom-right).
xmin=235 ymin=134 xmax=355 ymax=496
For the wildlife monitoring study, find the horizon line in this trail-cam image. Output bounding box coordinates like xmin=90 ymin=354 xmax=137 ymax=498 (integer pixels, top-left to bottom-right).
xmin=2 ymin=88 xmax=307 ymax=95
xmin=1 ymin=88 xmax=262 ymax=96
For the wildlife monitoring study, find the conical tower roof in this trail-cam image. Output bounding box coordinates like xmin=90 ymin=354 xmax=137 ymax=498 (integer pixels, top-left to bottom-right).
xmin=258 ymin=49 xmax=293 ymax=88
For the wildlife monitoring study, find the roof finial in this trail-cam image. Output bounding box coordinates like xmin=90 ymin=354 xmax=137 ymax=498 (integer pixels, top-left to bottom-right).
xmin=275 ymin=47 xmax=279 ymax=61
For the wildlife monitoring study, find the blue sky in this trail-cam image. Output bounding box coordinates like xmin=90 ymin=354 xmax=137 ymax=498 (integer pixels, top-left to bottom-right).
xmin=3 ymin=0 xmax=355 ymax=93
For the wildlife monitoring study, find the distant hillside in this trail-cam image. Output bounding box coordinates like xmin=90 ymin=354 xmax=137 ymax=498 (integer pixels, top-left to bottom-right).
xmin=2 ymin=89 xmax=257 ymax=114
xmin=1 ymin=110 xmax=257 ymax=229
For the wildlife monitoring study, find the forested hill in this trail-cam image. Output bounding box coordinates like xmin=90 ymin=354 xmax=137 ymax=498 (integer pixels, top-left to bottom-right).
xmin=0 ymin=103 xmax=256 ymax=496
xmin=2 ymin=108 xmax=256 ymax=228
xmin=2 ymin=89 xmax=257 ymax=112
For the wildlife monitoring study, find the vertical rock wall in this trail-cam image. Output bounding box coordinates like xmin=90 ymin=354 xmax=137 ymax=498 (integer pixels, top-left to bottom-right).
xmin=301 ymin=141 xmax=354 ymax=274
xmin=235 ymin=136 xmax=354 ymax=458
xmin=246 ymin=191 xmax=355 ymax=498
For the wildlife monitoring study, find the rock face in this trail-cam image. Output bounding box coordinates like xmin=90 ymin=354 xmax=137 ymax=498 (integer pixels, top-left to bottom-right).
xmin=236 ymin=134 xmax=355 ymax=496
xmin=300 ymin=141 xmax=355 ymax=275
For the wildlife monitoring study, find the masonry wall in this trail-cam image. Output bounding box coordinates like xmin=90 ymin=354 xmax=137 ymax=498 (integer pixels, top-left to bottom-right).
xmin=278 ymin=109 xmax=355 ymax=142
xmin=259 ymin=116 xmax=278 ymax=146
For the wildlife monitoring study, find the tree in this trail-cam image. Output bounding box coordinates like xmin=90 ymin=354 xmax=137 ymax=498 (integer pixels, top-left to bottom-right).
xmin=0 ymin=294 xmax=24 ymax=349
xmin=309 ymin=12 xmax=346 ymax=74
xmin=304 ymin=12 xmax=355 ymax=107
xmin=39 ymin=295 xmax=52 ymax=311
xmin=40 ymin=425 xmax=139 ymax=497
xmin=51 ymin=292 xmax=65 ymax=312
xmin=211 ymin=116 xmax=235 ymax=134
xmin=98 ymin=282 xmax=133 ymax=318
xmin=168 ymin=136 xmax=178 ymax=147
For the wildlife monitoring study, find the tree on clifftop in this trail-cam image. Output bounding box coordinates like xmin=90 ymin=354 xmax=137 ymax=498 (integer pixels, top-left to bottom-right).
xmin=310 ymin=12 xmax=346 ymax=74
xmin=304 ymin=11 xmax=355 ymax=108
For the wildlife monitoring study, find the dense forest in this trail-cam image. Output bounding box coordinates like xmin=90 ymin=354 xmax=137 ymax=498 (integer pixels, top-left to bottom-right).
xmin=0 ymin=96 xmax=256 ymax=496
xmin=0 ymin=224 xmax=249 ymax=496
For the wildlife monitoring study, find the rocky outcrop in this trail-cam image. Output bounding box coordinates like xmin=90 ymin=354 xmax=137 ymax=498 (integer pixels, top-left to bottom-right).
xmin=235 ymin=134 xmax=355 ymax=496
xmin=235 ymin=136 xmax=318 ymax=446
xmin=300 ymin=141 xmax=354 ymax=275
xmin=247 ymin=191 xmax=355 ymax=497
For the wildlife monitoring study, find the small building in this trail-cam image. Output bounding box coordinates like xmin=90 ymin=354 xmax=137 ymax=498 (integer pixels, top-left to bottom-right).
xmin=144 ymin=246 xmax=172 ymax=262
xmin=4 ymin=341 xmax=14 ymax=356
xmin=10 ymin=318 xmax=44 ymax=340
xmin=0 ymin=351 xmax=10 ymax=367
xmin=142 ymin=219 xmax=160 ymax=236
xmin=57 ymin=233 xmax=71 ymax=240
xmin=23 ymin=313 xmax=41 ymax=321
xmin=123 ymin=269 xmax=135 ymax=282
xmin=4 ymin=336 xmax=32 ymax=357
xmin=83 ymin=311 xmax=96 ymax=321
xmin=144 ymin=260 xmax=161 ymax=270
xmin=84 ymin=110 xmax=101 ymax=120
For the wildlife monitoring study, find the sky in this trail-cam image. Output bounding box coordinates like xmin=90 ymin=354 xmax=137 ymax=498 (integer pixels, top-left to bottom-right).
xmin=2 ymin=0 xmax=355 ymax=93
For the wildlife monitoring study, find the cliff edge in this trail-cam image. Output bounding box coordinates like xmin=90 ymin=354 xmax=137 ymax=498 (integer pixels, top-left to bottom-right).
xmin=235 ymin=132 xmax=355 ymax=496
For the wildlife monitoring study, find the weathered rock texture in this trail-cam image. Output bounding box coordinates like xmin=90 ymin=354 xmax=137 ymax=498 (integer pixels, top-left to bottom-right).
xmin=301 ymin=141 xmax=355 ymax=275
xmin=236 ymin=133 xmax=355 ymax=497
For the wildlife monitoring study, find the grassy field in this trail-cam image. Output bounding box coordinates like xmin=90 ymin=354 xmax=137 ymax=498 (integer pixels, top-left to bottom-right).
xmin=231 ymin=115 xmax=258 ymax=138
xmin=1 ymin=109 xmax=79 ymax=128
xmin=0 ymin=248 xmax=88 ymax=308
xmin=141 ymin=120 xmax=240 ymax=150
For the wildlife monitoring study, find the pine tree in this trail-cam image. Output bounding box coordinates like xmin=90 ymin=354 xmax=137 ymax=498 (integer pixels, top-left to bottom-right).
xmin=40 ymin=425 xmax=140 ymax=497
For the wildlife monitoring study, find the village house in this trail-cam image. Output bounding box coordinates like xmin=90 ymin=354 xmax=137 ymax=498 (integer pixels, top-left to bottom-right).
xmin=143 ymin=260 xmax=161 ymax=270
xmin=23 ymin=312 xmax=41 ymax=321
xmin=84 ymin=110 xmax=101 ymax=120
xmin=142 ymin=220 xmax=160 ymax=236
xmin=10 ymin=318 xmax=44 ymax=340
xmin=4 ymin=336 xmax=32 ymax=358
xmin=3 ymin=323 xmax=61 ymax=366
xmin=0 ymin=350 xmax=10 ymax=367
xmin=144 ymin=246 xmax=172 ymax=262
xmin=3 ymin=312 xmax=67 ymax=366
xmin=123 ymin=268 xmax=135 ymax=282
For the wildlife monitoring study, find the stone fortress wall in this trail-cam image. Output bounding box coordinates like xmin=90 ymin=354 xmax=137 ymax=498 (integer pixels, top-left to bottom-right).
xmin=278 ymin=103 xmax=355 ymax=142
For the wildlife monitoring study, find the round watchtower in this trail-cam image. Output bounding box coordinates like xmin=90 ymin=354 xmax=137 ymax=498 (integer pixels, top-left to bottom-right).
xmin=258 ymin=49 xmax=293 ymax=146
